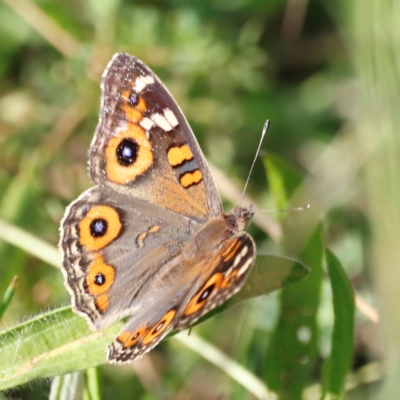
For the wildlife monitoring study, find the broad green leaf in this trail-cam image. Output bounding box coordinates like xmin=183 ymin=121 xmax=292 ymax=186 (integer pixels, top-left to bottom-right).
xmin=199 ymin=254 xmax=310 ymax=324
xmin=230 ymin=255 xmax=309 ymax=305
xmin=321 ymin=249 xmax=355 ymax=399
xmin=264 ymin=154 xmax=323 ymax=399
xmin=265 ymin=228 xmax=323 ymax=399
xmin=0 ymin=306 xmax=122 ymax=390
xmin=0 ymin=254 xmax=308 ymax=390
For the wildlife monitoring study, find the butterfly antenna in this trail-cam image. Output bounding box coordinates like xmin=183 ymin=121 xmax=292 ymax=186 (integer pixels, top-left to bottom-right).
xmin=239 ymin=120 xmax=270 ymax=207
xmin=263 ymin=204 xmax=311 ymax=213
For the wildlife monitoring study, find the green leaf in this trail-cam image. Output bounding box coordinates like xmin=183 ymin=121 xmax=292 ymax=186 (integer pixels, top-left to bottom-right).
xmin=265 ymin=228 xmax=324 ymax=399
xmin=321 ymin=249 xmax=355 ymax=399
xmin=264 ymin=154 xmax=324 ymax=399
xmin=85 ymin=367 xmax=102 ymax=400
xmin=197 ymin=254 xmax=310 ymax=325
xmin=0 ymin=254 xmax=308 ymax=390
xmin=0 ymin=306 xmax=122 ymax=390
xmin=0 ymin=276 xmax=17 ymax=320
xmin=230 ymin=255 xmax=310 ymax=305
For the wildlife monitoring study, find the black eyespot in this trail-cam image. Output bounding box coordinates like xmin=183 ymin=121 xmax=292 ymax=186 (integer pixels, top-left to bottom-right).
xmin=199 ymin=283 xmax=215 ymax=303
xmin=90 ymin=218 xmax=108 ymax=237
xmin=94 ymin=273 xmax=106 ymax=286
xmin=128 ymin=93 xmax=139 ymax=106
xmin=116 ymin=138 xmax=138 ymax=166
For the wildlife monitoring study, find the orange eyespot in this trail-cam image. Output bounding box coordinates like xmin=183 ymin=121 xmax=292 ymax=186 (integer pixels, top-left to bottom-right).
xmin=78 ymin=205 xmax=122 ymax=251
xmin=182 ymin=273 xmax=224 ymax=316
xmin=105 ymin=124 xmax=153 ymax=184
xmin=117 ymin=326 xmax=149 ymax=348
xmin=84 ymin=254 xmax=116 ymax=313
xmin=86 ymin=254 xmax=115 ymax=296
xmin=142 ymin=310 xmax=176 ymax=345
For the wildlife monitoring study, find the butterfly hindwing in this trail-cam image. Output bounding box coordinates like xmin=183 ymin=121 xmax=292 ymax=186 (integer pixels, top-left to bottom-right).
xmin=60 ymin=185 xmax=189 ymax=328
xmin=107 ymin=227 xmax=256 ymax=363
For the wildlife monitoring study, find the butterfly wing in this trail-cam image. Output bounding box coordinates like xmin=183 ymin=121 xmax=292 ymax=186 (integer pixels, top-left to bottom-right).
xmin=107 ymin=218 xmax=256 ymax=363
xmin=61 ymin=53 xmax=223 ymax=329
xmin=60 ymin=185 xmax=191 ymax=329
xmin=61 ymin=185 xmax=255 ymax=363
xmin=89 ymin=53 xmax=222 ymax=223
xmin=60 ymin=53 xmax=256 ymax=365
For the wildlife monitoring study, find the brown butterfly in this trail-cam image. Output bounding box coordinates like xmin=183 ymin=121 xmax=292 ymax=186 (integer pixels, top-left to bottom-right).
xmin=59 ymin=53 xmax=256 ymax=363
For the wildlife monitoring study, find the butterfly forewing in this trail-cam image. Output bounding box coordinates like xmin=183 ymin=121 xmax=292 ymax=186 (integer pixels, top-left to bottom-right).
xmin=89 ymin=53 xmax=222 ymax=222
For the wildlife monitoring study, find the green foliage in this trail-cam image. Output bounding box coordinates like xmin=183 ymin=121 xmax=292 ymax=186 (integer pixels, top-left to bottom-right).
xmin=0 ymin=0 xmax=392 ymax=398
xmin=264 ymin=155 xmax=324 ymax=399
xmin=321 ymin=250 xmax=355 ymax=399
xmin=0 ymin=256 xmax=308 ymax=390
xmin=0 ymin=277 xmax=17 ymax=320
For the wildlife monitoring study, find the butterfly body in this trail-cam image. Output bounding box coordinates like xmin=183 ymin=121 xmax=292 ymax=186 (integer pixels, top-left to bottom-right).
xmin=60 ymin=53 xmax=256 ymax=363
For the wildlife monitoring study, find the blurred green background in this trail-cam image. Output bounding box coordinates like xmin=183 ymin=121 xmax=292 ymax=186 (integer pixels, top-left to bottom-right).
xmin=1 ymin=0 xmax=399 ymax=399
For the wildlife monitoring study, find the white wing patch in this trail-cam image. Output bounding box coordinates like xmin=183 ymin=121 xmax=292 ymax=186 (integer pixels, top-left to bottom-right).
xmin=139 ymin=117 xmax=155 ymax=131
xmin=149 ymin=108 xmax=179 ymax=132
xmin=151 ymin=113 xmax=173 ymax=132
xmin=134 ymin=75 xmax=155 ymax=93
xmin=164 ymin=108 xmax=179 ymax=128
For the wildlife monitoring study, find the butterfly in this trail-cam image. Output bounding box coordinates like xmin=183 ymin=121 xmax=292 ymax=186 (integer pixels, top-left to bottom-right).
xmin=59 ymin=53 xmax=256 ymax=363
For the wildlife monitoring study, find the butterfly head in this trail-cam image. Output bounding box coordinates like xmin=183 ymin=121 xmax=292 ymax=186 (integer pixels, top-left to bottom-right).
xmin=224 ymin=205 xmax=254 ymax=232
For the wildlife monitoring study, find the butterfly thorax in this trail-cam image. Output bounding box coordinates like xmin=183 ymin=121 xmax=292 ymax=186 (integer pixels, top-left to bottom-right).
xmin=181 ymin=205 xmax=254 ymax=262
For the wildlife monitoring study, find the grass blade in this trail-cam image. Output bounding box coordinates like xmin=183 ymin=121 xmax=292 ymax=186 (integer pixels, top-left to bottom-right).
xmin=321 ymin=249 xmax=355 ymax=399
